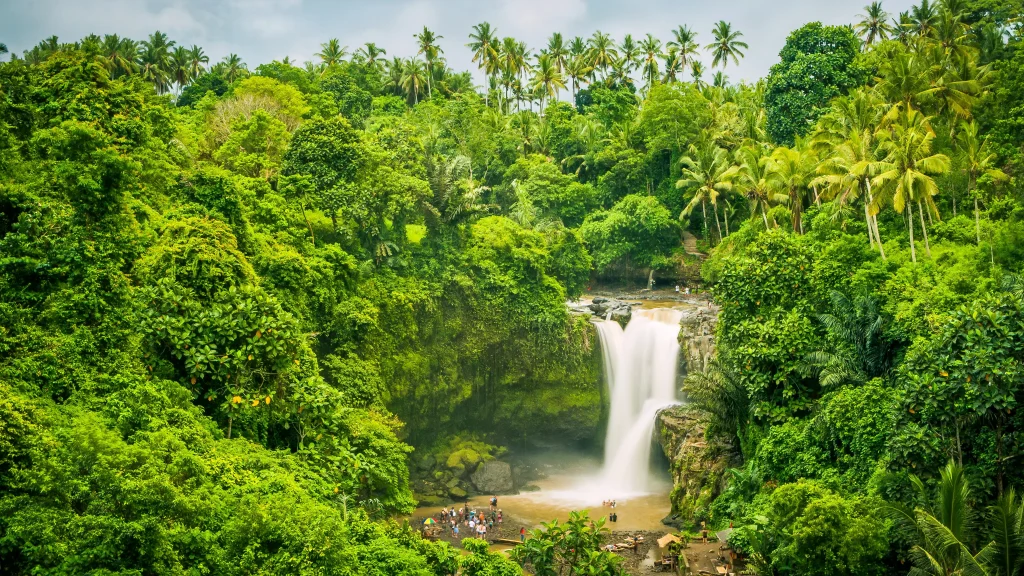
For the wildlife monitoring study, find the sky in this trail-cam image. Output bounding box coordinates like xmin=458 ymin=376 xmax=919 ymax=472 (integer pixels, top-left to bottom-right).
xmin=0 ymin=0 xmax=920 ymax=85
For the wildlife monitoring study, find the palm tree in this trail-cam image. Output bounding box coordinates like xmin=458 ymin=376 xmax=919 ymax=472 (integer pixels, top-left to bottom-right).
xmin=677 ymin=140 xmax=738 ymax=244
xmin=384 ymin=57 xmax=404 ymax=96
xmin=767 ymin=144 xmax=816 ymax=234
xmin=547 ymin=33 xmax=568 ymax=72
xmin=691 ymin=61 xmax=706 ymax=89
xmin=911 ymin=0 xmax=939 ymax=37
xmin=888 ymin=461 xmax=992 ymax=576
xmin=618 ymin=34 xmax=640 ymax=73
xmin=639 ymin=34 xmax=663 ymax=89
xmin=219 ymin=53 xmax=249 ymax=84
xmin=812 ymin=89 xmax=888 ymax=257
xmin=804 ymin=291 xmax=895 ymax=388
xmin=170 ymin=46 xmax=191 ymax=93
xmin=101 ymin=35 xmax=137 ymax=77
xmin=356 ymin=42 xmax=387 ymax=70
xmin=734 ymin=145 xmax=782 ymax=228
xmin=568 ymin=36 xmax=588 ymax=59
xmin=857 ymin=2 xmax=894 ymax=46
xmin=187 ymin=45 xmax=208 ymax=79
xmin=401 ymin=58 xmax=427 ymax=104
xmin=467 ymin=22 xmax=500 ymax=103
xmin=587 ymin=31 xmax=618 ymax=79
xmin=871 ymin=106 xmax=951 ymax=262
xmin=531 ymin=53 xmax=566 ymax=114
xmin=138 ymin=31 xmax=175 ymax=93
xmin=414 ymin=27 xmax=443 ymax=99
xmin=986 ymin=489 xmax=1024 ymax=576
xmin=662 ymin=49 xmax=683 ymax=83
xmin=564 ymin=56 xmax=591 ymax=103
xmin=0 ymin=43 xmax=6 ymax=57
xmin=956 ymin=121 xmax=1008 ymax=245
xmin=316 ymin=38 xmax=348 ymax=70
xmin=667 ymin=25 xmax=700 ymax=70
xmin=707 ymin=21 xmax=748 ymax=69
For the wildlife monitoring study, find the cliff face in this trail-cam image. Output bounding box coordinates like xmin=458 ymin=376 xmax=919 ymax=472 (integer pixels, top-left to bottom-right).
xmin=656 ymin=300 xmax=728 ymax=527
xmin=676 ymin=300 xmax=718 ymax=377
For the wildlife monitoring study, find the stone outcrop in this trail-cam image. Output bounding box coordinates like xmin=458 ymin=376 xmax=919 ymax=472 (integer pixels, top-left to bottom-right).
xmin=676 ymin=300 xmax=718 ymax=377
xmin=656 ymin=405 xmax=732 ymax=528
xmin=470 ymin=460 xmax=515 ymax=493
xmin=567 ymin=297 xmax=634 ymax=325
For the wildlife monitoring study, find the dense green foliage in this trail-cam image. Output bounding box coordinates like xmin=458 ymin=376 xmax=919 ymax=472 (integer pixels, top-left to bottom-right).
xmin=4 ymin=0 xmax=1024 ymax=573
xmin=683 ymin=2 xmax=1024 ymax=575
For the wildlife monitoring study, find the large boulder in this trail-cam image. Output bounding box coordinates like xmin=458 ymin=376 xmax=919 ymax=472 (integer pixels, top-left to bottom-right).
xmin=656 ymin=406 xmax=732 ymax=527
xmin=470 ymin=460 xmax=515 ymax=494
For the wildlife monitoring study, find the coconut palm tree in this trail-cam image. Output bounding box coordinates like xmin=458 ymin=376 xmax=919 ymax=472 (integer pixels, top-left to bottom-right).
xmin=956 ymin=121 xmax=1008 ymax=245
xmin=767 ymin=144 xmax=816 ymax=234
xmin=219 ymin=53 xmax=249 ymax=84
xmin=734 ymin=145 xmax=782 ymax=228
xmin=170 ymin=46 xmax=192 ymax=93
xmin=911 ymin=0 xmax=939 ymax=37
xmin=138 ymin=31 xmax=175 ymax=93
xmin=531 ymin=53 xmax=566 ymax=114
xmin=568 ymin=36 xmax=588 ymax=59
xmin=639 ymin=34 xmax=663 ymax=89
xmin=384 ymin=57 xmax=404 ymax=96
xmin=547 ymin=33 xmax=568 ymax=72
xmin=467 ymin=22 xmax=500 ymax=103
xmin=804 ymin=290 xmax=896 ymax=388
xmin=618 ymin=34 xmax=640 ymax=74
xmin=414 ymin=27 xmax=443 ymax=99
xmin=401 ymin=58 xmax=427 ymax=105
xmin=871 ymin=106 xmax=951 ymax=262
xmin=667 ymin=25 xmax=700 ymax=70
xmin=587 ymin=31 xmax=618 ymax=79
xmin=690 ymin=60 xmax=706 ymax=89
xmin=356 ymin=42 xmax=387 ymax=70
xmin=187 ymin=45 xmax=208 ymax=79
xmin=316 ymin=38 xmax=348 ymax=70
xmin=857 ymin=2 xmax=894 ymax=46
xmin=662 ymin=49 xmax=683 ymax=83
xmin=565 ymin=56 xmax=591 ymax=103
xmin=812 ymin=89 xmax=888 ymax=256
xmin=101 ymin=35 xmax=137 ymax=77
xmin=707 ymin=21 xmax=748 ymax=69
xmin=677 ymin=140 xmax=738 ymax=244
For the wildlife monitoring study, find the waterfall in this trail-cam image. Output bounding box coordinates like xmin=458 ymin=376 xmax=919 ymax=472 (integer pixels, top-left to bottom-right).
xmin=594 ymin=308 xmax=684 ymax=495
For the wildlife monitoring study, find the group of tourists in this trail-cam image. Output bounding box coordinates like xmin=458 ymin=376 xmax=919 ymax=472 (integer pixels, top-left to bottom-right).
xmin=436 ymin=498 xmax=503 ymax=540
xmin=602 ymin=499 xmax=619 ymax=522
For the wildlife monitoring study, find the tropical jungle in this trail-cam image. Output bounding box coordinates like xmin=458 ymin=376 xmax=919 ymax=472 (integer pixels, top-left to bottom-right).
xmin=3 ymin=0 xmax=1024 ymax=574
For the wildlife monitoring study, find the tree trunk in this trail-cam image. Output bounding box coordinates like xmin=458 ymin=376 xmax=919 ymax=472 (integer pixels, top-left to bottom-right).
xmin=761 ymin=207 xmax=769 ymax=229
xmin=907 ymin=204 xmax=917 ymax=263
xmin=714 ymin=203 xmax=723 ymax=244
xmin=918 ymin=200 xmax=931 ymax=258
xmin=874 ymin=214 xmax=886 ymax=260
xmin=974 ymin=186 xmax=981 ymax=245
xmin=864 ymin=196 xmax=875 ymax=248
xmin=701 ymin=198 xmax=709 ymax=242
xmin=723 ymin=203 xmax=730 ymax=237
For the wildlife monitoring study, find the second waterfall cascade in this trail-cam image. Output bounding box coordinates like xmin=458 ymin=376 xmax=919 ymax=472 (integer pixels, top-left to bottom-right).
xmin=595 ymin=308 xmax=684 ymax=495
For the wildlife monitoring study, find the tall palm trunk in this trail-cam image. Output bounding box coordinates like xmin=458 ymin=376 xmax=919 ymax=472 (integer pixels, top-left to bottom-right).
xmin=761 ymin=205 xmax=769 ymax=229
xmin=907 ymin=204 xmax=917 ymax=263
xmin=701 ymin=198 xmax=709 ymax=242
xmin=723 ymin=203 xmax=730 ymax=236
xmin=864 ymin=197 xmax=875 ymax=248
xmin=972 ymin=175 xmax=981 ymax=245
xmin=918 ymin=201 xmax=931 ymax=258
xmin=714 ymin=203 xmax=723 ymax=244
xmin=865 ymin=178 xmax=885 ymax=260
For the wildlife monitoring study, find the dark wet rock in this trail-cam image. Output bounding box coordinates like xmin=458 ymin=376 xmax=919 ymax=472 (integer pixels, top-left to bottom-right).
xmin=470 ymin=460 xmax=515 ymax=494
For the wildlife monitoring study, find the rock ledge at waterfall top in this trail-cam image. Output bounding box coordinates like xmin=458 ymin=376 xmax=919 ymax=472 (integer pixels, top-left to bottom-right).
xmin=567 ymin=296 xmax=635 ymax=324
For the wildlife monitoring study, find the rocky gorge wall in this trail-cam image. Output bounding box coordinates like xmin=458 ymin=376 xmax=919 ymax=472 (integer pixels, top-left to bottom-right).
xmin=656 ymin=299 xmax=733 ymax=527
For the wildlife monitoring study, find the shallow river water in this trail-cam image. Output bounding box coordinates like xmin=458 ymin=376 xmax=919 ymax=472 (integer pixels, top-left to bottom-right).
xmin=412 ymin=453 xmax=673 ymax=533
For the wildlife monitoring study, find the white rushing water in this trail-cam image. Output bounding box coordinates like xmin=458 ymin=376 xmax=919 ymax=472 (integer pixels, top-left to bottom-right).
xmin=594 ymin=308 xmax=684 ymax=496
